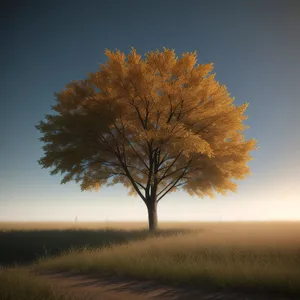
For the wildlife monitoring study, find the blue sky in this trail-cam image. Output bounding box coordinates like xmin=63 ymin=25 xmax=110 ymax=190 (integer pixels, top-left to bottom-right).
xmin=1 ymin=0 xmax=299 ymax=222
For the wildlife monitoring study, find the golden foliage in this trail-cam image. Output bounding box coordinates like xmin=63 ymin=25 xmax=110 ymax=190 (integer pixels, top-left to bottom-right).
xmin=36 ymin=48 xmax=257 ymax=203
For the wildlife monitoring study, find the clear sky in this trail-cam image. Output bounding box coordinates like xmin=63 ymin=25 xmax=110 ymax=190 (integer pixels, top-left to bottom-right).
xmin=1 ymin=0 xmax=299 ymax=222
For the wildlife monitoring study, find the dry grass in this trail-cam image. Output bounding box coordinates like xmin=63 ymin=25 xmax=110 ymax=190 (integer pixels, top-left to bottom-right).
xmin=2 ymin=220 xmax=300 ymax=232
xmin=0 ymin=267 xmax=82 ymax=300
xmin=34 ymin=221 xmax=300 ymax=296
xmin=0 ymin=221 xmax=207 ymax=231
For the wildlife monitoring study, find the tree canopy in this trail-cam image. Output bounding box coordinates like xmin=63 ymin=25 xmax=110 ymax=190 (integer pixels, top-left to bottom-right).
xmin=36 ymin=47 xmax=257 ymax=230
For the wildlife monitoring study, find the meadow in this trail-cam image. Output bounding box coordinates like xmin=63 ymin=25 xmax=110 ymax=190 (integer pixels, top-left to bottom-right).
xmin=0 ymin=221 xmax=191 ymax=266
xmin=1 ymin=221 xmax=300 ymax=299
xmin=0 ymin=267 xmax=78 ymax=300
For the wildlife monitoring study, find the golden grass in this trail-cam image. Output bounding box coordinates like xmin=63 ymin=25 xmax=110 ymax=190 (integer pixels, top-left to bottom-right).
xmin=0 ymin=267 xmax=79 ymax=300
xmin=0 ymin=221 xmax=201 ymax=231
xmin=2 ymin=220 xmax=300 ymax=231
xmin=35 ymin=221 xmax=300 ymax=296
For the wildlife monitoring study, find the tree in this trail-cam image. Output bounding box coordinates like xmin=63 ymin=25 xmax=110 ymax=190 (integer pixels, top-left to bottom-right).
xmin=36 ymin=48 xmax=257 ymax=231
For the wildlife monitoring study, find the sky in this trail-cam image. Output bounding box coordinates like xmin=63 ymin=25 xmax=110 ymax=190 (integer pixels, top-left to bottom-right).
xmin=1 ymin=0 xmax=299 ymax=222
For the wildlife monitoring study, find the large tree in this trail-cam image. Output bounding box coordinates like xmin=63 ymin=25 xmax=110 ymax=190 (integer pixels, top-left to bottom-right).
xmin=36 ymin=48 xmax=257 ymax=231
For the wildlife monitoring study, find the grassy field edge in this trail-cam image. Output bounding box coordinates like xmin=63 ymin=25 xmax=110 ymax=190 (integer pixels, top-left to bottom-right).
xmin=35 ymin=231 xmax=300 ymax=298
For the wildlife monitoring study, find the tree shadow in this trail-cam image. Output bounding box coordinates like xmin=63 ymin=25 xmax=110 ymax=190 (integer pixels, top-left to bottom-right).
xmin=0 ymin=228 xmax=192 ymax=267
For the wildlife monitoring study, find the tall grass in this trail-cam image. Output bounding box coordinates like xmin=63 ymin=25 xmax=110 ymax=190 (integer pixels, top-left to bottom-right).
xmin=0 ymin=267 xmax=79 ymax=300
xmin=36 ymin=224 xmax=300 ymax=296
xmin=0 ymin=226 xmax=190 ymax=266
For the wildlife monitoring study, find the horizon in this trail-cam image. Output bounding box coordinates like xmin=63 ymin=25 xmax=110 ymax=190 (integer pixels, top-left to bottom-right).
xmin=2 ymin=220 xmax=300 ymax=223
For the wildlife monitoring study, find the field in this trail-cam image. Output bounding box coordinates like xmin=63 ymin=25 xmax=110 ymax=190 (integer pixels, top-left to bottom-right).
xmin=1 ymin=221 xmax=300 ymax=299
xmin=0 ymin=267 xmax=75 ymax=300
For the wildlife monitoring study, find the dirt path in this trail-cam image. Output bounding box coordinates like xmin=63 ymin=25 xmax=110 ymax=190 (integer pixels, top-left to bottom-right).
xmin=35 ymin=270 xmax=295 ymax=300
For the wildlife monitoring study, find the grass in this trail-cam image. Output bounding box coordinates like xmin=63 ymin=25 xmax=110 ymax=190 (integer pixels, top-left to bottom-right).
xmin=1 ymin=221 xmax=300 ymax=297
xmin=0 ymin=222 xmax=191 ymax=266
xmin=35 ymin=221 xmax=300 ymax=297
xmin=0 ymin=267 xmax=81 ymax=300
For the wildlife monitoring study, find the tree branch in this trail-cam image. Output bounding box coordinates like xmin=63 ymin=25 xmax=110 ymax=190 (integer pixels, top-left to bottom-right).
xmin=115 ymin=151 xmax=147 ymax=202
xmin=158 ymin=163 xmax=190 ymax=183
xmin=157 ymin=150 xmax=184 ymax=183
xmin=112 ymin=122 xmax=150 ymax=170
xmin=157 ymin=159 xmax=192 ymax=202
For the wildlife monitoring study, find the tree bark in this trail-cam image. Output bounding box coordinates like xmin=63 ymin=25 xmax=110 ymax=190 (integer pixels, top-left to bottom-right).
xmin=147 ymin=199 xmax=158 ymax=231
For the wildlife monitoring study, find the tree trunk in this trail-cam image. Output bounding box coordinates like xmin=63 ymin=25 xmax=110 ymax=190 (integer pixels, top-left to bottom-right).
xmin=147 ymin=200 xmax=158 ymax=231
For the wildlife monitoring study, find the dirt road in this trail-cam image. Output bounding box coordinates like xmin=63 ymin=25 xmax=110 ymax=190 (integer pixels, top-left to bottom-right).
xmin=36 ymin=271 xmax=296 ymax=300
